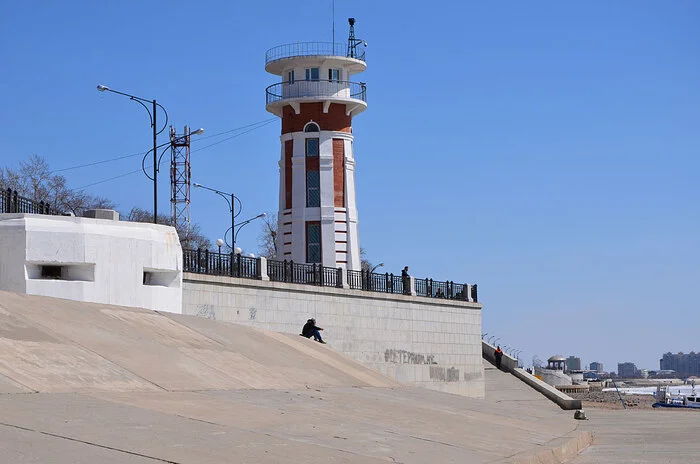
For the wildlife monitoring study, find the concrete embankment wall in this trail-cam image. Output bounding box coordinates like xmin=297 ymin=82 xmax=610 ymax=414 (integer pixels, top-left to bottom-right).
xmin=482 ymin=340 xmax=582 ymax=410
xmin=0 ymin=291 xmax=396 ymax=393
xmin=183 ymin=273 xmax=485 ymax=397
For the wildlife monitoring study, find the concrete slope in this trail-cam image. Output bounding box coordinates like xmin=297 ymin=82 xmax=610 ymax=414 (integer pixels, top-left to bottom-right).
xmin=0 ymin=291 xmax=396 ymax=392
xmin=0 ymin=291 xmax=590 ymax=463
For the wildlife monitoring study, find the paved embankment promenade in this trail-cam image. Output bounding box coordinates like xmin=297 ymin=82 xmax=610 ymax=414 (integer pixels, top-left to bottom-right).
xmin=0 ymin=291 xmax=588 ymax=463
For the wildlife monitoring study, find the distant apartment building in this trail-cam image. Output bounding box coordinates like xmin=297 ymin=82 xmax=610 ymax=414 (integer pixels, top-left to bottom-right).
xmin=566 ymin=356 xmax=581 ymax=372
xmin=589 ymin=362 xmax=603 ymax=372
xmin=617 ymin=362 xmax=638 ymax=378
xmin=660 ymin=352 xmax=700 ymax=378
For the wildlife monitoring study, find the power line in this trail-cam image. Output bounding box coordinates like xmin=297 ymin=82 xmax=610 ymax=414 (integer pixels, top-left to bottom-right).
xmin=51 ymin=118 xmax=277 ymax=175
xmin=191 ymin=119 xmax=276 ymax=153
xmin=73 ymin=169 xmax=142 ymax=190
xmin=73 ymin=118 xmax=277 ymax=191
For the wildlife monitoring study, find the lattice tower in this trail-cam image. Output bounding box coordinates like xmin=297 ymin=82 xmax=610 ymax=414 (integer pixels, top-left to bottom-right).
xmin=170 ymin=126 xmax=191 ymax=232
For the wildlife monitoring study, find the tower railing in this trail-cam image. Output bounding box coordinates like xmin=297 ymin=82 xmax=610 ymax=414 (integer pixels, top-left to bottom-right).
xmin=265 ymin=42 xmax=365 ymax=64
xmin=266 ymin=80 xmax=367 ymax=105
xmin=182 ymin=248 xmax=477 ymax=302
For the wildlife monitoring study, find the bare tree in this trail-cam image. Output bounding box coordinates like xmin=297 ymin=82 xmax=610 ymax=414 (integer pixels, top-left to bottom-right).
xmin=360 ymin=247 xmax=375 ymax=272
xmin=257 ymin=212 xmax=278 ymax=259
xmin=1 ymin=155 xmax=114 ymax=216
xmin=126 ymin=207 xmax=211 ymax=250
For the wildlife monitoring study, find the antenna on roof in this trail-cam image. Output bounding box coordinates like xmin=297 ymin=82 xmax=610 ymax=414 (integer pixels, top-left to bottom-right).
xmin=332 ymin=0 xmax=335 ymax=45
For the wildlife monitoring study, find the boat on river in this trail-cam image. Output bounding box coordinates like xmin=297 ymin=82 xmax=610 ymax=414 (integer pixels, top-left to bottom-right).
xmin=653 ymin=382 xmax=700 ymax=409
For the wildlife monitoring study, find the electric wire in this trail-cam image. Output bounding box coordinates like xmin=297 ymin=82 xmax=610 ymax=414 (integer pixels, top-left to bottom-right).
xmin=51 ymin=118 xmax=277 ymax=174
xmin=71 ymin=118 xmax=277 ymax=191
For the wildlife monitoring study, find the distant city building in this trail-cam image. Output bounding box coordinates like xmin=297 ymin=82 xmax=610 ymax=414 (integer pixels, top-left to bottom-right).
xmin=617 ymin=362 xmax=638 ymax=378
xmin=589 ymin=362 xmax=603 ymax=372
xmin=660 ymin=352 xmax=700 ymax=378
xmin=566 ymin=356 xmax=581 ymax=372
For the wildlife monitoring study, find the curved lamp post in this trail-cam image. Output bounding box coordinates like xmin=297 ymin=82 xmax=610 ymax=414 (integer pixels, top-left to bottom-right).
xmin=193 ymin=183 xmax=241 ymax=249
xmin=97 ymin=84 xmax=169 ymax=223
xmin=231 ymin=213 xmax=267 ymax=252
xmin=370 ymin=263 xmax=384 ymax=273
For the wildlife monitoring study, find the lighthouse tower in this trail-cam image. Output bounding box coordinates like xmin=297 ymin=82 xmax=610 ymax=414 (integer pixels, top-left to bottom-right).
xmin=265 ymin=19 xmax=367 ymax=270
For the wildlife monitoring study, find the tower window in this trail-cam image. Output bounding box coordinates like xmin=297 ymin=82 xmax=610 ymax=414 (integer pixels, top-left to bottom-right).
xmin=305 ymin=138 xmax=319 ymax=157
xmin=328 ymin=69 xmax=340 ymax=82
xmin=287 ymin=70 xmax=295 ymax=83
xmin=304 ymin=122 xmax=320 ymax=132
xmin=306 ymin=171 xmax=320 ymax=207
xmin=306 ymin=222 xmax=321 ymax=263
xmin=305 ymin=68 xmax=319 ymax=81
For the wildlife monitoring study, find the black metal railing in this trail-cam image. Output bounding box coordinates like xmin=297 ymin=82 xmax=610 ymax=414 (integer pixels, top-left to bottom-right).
xmin=265 ymin=42 xmax=366 ymax=64
xmin=182 ymin=248 xmax=477 ymax=302
xmin=183 ymin=249 xmax=258 ymax=279
xmin=415 ymin=279 xmax=472 ymax=301
xmin=1 ymin=187 xmax=56 ymax=215
xmin=268 ymin=260 xmax=341 ymax=288
xmin=266 ymin=80 xmax=367 ymax=106
xmin=347 ymin=270 xmax=408 ymax=295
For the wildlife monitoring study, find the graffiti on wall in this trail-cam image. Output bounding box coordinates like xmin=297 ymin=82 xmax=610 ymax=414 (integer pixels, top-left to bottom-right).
xmin=196 ymin=304 xmax=216 ymax=320
xmin=385 ymin=349 xmax=437 ymax=365
xmin=429 ymin=366 xmax=460 ymax=382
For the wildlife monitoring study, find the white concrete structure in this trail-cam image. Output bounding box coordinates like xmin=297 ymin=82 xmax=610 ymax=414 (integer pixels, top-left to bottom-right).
xmin=535 ymin=355 xmax=574 ymax=387
xmin=265 ymin=30 xmax=368 ymax=270
xmin=0 ymin=213 xmax=183 ymax=313
xmin=183 ymin=273 xmax=485 ymax=397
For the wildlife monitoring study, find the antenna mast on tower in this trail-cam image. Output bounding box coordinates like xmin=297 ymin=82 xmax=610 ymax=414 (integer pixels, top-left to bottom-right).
xmin=170 ymin=126 xmax=192 ymax=233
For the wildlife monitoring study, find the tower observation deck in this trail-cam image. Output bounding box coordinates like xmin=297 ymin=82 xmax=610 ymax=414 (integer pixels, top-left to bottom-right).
xmin=265 ymin=19 xmax=367 ymax=270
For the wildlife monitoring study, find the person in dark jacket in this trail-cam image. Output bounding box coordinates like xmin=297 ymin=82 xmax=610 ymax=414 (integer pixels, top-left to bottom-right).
xmin=494 ymin=346 xmax=503 ymax=369
xmin=301 ymin=318 xmax=326 ymax=344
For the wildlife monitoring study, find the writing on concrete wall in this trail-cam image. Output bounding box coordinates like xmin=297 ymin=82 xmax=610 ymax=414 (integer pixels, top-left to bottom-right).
xmin=430 ymin=366 xmax=460 ymax=382
xmin=249 ymin=307 xmax=257 ymax=320
xmin=385 ymin=349 xmax=437 ymax=365
xmin=196 ymin=304 xmax=216 ymax=320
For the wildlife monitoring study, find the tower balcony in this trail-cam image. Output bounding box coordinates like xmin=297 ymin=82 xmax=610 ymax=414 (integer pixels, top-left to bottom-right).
xmin=265 ymin=80 xmax=367 ymax=117
xmin=265 ymin=42 xmax=366 ymax=75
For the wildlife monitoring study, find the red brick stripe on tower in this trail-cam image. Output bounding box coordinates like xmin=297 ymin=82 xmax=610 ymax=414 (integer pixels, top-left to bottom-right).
xmin=333 ymin=139 xmax=345 ymax=207
xmin=284 ymin=140 xmax=293 ymax=209
xmin=281 ymin=103 xmax=351 ymax=134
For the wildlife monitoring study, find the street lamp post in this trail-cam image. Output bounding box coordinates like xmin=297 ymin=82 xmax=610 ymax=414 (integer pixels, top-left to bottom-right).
xmin=97 ymin=85 xmax=168 ymax=224
xmin=193 ymin=183 xmax=240 ymax=250
xmin=232 ymin=213 xmax=267 ymax=251
xmin=370 ymin=262 xmax=384 ymax=273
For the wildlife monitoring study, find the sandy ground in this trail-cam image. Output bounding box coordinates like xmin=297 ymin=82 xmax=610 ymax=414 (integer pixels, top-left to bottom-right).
xmin=569 ymin=390 xmax=657 ymax=410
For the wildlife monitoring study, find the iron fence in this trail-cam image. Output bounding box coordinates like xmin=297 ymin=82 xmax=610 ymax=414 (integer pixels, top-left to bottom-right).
xmin=266 ymin=80 xmax=367 ymax=106
xmin=415 ymin=279 xmax=471 ymax=301
xmin=183 ymin=249 xmax=258 ymax=279
xmin=1 ymin=187 xmax=56 ymax=215
xmin=346 ymin=270 xmax=408 ymax=295
xmin=265 ymin=42 xmax=366 ymax=64
xmin=268 ymin=260 xmax=341 ymax=288
xmin=182 ymin=249 xmax=477 ymax=302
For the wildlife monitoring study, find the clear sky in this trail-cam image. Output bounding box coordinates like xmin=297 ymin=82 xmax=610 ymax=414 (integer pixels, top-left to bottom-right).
xmin=2 ymin=1 xmax=698 ymax=374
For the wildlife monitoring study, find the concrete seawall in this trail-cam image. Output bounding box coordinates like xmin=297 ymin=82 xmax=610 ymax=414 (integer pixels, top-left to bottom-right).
xmin=183 ymin=272 xmax=485 ymax=397
xmin=482 ymin=340 xmax=582 ymax=410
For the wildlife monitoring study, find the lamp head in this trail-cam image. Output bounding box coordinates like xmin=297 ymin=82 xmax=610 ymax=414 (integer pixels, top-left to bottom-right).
xmin=193 ymin=183 xmax=202 ymax=188
xmin=216 ymin=238 xmax=224 ymax=247
xmin=96 ymin=84 xmax=110 ymax=92
xmin=348 ymin=17 xmax=355 ymax=26
xmin=234 ymin=247 xmax=242 ymax=255
xmin=191 ymin=128 xmax=205 ymax=135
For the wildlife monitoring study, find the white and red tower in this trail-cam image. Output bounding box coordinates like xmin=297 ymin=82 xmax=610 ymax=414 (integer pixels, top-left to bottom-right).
xmin=265 ymin=19 xmax=367 ymax=270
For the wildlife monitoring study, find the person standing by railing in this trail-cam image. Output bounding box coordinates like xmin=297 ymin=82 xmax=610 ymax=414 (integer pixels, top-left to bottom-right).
xmin=401 ymin=266 xmax=410 ymax=295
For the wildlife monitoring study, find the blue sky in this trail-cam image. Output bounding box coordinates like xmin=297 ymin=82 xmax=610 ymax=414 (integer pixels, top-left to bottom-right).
xmin=2 ymin=1 xmax=698 ymax=373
